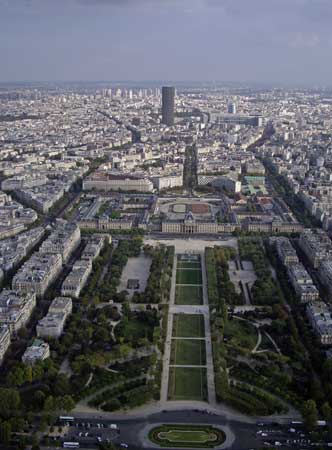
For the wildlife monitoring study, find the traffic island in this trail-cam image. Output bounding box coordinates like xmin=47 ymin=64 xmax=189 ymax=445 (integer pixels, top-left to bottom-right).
xmin=148 ymin=424 xmax=226 ymax=448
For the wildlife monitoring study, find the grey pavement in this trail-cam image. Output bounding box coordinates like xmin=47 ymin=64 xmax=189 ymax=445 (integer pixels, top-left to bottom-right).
xmin=160 ymin=252 xmax=177 ymax=404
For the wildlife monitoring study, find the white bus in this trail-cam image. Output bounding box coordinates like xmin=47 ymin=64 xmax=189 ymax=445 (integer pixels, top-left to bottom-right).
xmin=59 ymin=416 xmax=75 ymax=422
xmin=63 ymin=442 xmax=80 ymax=448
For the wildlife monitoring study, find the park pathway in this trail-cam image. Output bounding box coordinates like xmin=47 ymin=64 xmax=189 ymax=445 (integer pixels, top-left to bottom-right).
xmin=160 ymin=253 xmax=177 ymax=404
xmin=201 ymin=249 xmax=217 ymax=405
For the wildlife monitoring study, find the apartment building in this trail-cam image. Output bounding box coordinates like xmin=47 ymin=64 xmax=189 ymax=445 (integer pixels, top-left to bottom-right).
xmin=299 ymin=229 xmax=332 ymax=268
xmin=307 ymin=302 xmax=332 ymax=346
xmin=81 ymin=235 xmax=106 ymax=261
xmin=0 ymin=290 xmax=36 ymax=334
xmin=61 ymin=259 xmax=92 ymax=298
xmin=36 ymin=297 xmax=72 ymax=339
xmin=276 ymin=237 xmax=299 ymax=265
xmin=1 ymin=174 xmax=47 ymax=191
xmin=12 ymin=253 xmax=62 ymax=297
xmin=39 ymin=221 xmax=81 ymax=263
xmin=0 ymin=325 xmax=10 ymax=365
xmin=287 ymin=263 xmax=319 ymax=303
xmin=318 ymin=261 xmax=332 ymax=297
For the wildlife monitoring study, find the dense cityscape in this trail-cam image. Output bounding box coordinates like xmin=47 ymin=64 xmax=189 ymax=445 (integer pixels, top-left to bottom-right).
xmin=0 ymin=81 xmax=331 ymax=450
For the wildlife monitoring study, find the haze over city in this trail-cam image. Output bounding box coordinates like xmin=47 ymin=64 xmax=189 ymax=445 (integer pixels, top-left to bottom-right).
xmin=1 ymin=0 xmax=332 ymax=85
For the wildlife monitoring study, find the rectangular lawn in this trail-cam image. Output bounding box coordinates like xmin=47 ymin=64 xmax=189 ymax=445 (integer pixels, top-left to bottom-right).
xmin=172 ymin=314 xmax=205 ymax=338
xmin=176 ymin=269 xmax=202 ymax=285
xmin=170 ymin=339 xmax=206 ymax=366
xmin=168 ymin=367 xmax=208 ymax=401
xmin=175 ymin=285 xmax=203 ymax=305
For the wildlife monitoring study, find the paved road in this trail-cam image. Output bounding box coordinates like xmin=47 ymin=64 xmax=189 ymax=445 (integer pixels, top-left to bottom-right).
xmin=54 ymin=410 xmax=316 ymax=450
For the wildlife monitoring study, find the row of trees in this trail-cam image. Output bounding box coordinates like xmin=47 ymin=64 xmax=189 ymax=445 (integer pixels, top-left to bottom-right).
xmin=131 ymin=245 xmax=174 ymax=304
xmin=214 ymin=247 xmax=242 ymax=306
xmin=263 ymin=158 xmax=320 ymax=228
xmin=239 ymin=238 xmax=282 ymax=305
xmin=267 ymin=242 xmax=332 ymax=426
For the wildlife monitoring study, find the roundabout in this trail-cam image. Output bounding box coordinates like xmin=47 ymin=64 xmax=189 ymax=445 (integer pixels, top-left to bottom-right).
xmin=148 ymin=424 xmax=226 ymax=448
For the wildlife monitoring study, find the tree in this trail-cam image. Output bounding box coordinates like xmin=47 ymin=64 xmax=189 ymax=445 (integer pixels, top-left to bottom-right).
xmin=321 ymin=402 xmax=332 ymax=421
xmin=6 ymin=366 xmax=26 ymax=387
xmin=0 ymin=421 xmax=12 ymax=446
xmin=34 ymin=390 xmax=46 ymax=409
xmin=58 ymin=395 xmax=75 ymax=412
xmin=94 ymin=327 xmax=110 ymax=344
xmin=31 ymin=432 xmax=40 ymax=448
xmin=302 ymin=399 xmax=318 ymax=431
xmin=122 ymin=301 xmax=131 ymax=317
xmin=39 ymin=419 xmax=48 ymax=432
xmin=9 ymin=417 xmax=25 ymax=433
xmin=53 ymin=374 xmax=70 ymax=396
xmin=32 ymin=363 xmax=44 ymax=381
xmin=25 ymin=365 xmax=33 ymax=383
xmin=43 ymin=395 xmax=56 ymax=412
xmin=309 ymin=377 xmax=324 ymax=404
xmin=0 ymin=388 xmax=21 ymax=419
xmin=215 ymin=371 xmax=229 ymax=401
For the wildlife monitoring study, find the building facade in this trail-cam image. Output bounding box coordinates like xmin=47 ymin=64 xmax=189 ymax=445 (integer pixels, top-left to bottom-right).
xmin=161 ymin=86 xmax=175 ymax=126
xmin=0 ymin=326 xmax=10 ymax=365
xmin=12 ymin=253 xmax=62 ymax=297
xmin=0 ymin=290 xmax=37 ymax=334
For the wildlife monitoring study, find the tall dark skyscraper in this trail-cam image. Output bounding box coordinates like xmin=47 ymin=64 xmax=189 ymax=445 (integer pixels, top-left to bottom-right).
xmin=162 ymin=86 xmax=175 ymax=126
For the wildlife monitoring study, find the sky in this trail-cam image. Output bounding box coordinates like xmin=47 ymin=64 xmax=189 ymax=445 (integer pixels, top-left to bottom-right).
xmin=1 ymin=0 xmax=332 ymax=85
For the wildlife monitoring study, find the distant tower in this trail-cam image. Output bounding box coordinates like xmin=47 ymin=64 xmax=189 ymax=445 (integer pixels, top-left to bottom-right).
xmin=162 ymin=86 xmax=175 ymax=126
xmin=228 ymin=101 xmax=237 ymax=114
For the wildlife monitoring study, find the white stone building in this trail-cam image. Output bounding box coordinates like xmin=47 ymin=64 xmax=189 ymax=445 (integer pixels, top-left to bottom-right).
xmin=0 ymin=290 xmax=36 ymax=334
xmin=36 ymin=297 xmax=72 ymax=339
xmin=12 ymin=253 xmax=62 ymax=297
xmin=22 ymin=339 xmax=50 ymax=365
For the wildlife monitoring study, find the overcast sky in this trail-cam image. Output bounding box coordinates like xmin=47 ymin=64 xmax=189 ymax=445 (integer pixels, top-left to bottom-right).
xmin=1 ymin=0 xmax=332 ymax=85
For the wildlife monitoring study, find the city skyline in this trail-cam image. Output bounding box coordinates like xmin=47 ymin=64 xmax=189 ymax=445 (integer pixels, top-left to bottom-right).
xmin=1 ymin=0 xmax=332 ymax=85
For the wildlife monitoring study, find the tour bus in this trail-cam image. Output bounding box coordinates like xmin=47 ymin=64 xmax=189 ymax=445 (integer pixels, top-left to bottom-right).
xmin=59 ymin=416 xmax=75 ymax=422
xmin=63 ymin=443 xmax=80 ymax=449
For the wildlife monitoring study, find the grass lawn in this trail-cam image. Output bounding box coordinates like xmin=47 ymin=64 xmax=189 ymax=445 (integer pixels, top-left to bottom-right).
xmin=176 ymin=269 xmax=202 ymax=285
xmin=175 ymin=285 xmax=203 ymax=305
xmin=170 ymin=339 xmax=206 ymax=366
xmin=172 ymin=314 xmax=205 ymax=338
xmin=224 ymin=318 xmax=258 ymax=351
xmin=168 ymin=367 xmax=208 ymax=401
xmin=114 ymin=317 xmax=153 ymax=342
xmin=159 ymin=430 xmax=217 ymax=443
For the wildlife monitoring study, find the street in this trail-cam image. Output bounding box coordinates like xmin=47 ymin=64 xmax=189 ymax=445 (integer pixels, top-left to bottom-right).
xmin=46 ymin=410 xmax=332 ymax=450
